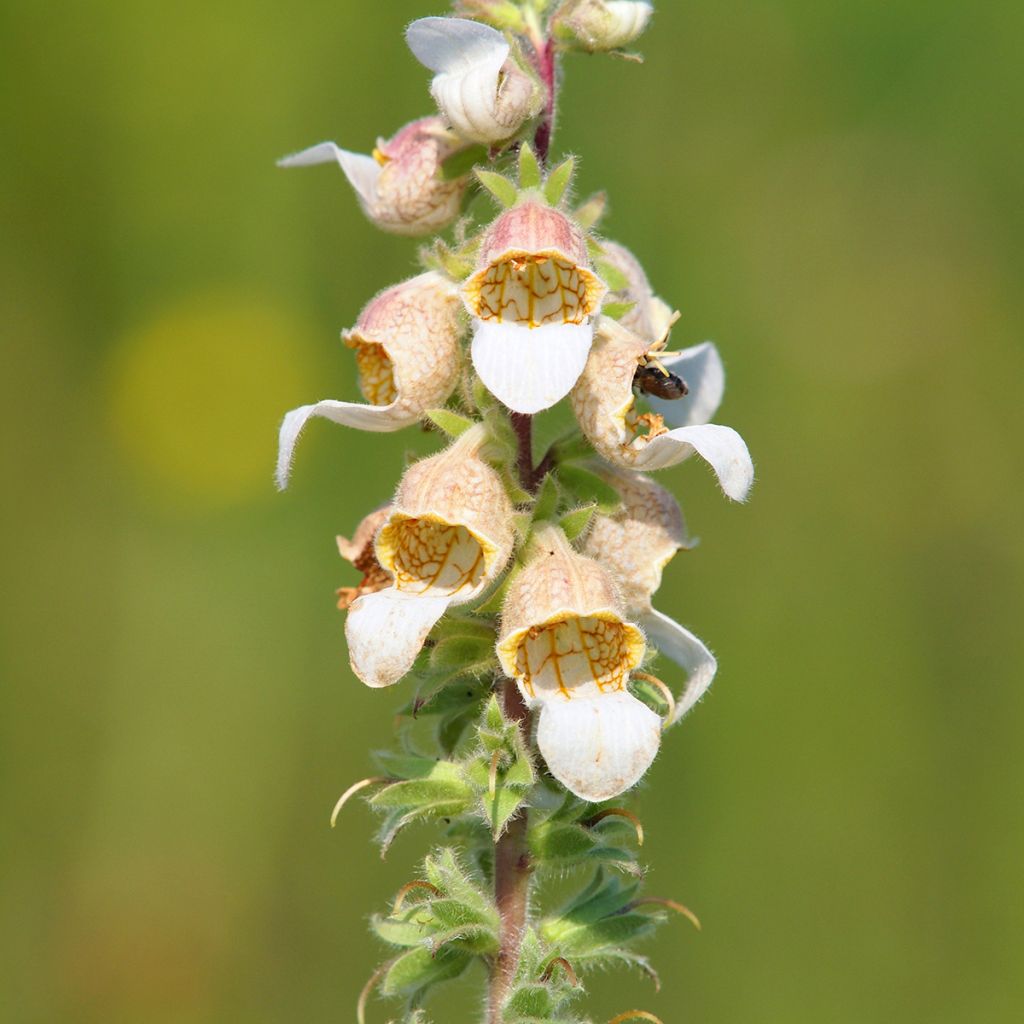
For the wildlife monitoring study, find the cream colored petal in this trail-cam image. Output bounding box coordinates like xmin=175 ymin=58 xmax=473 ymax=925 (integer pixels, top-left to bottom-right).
xmin=345 ymin=589 xmax=450 ymax=688
xmin=471 ymin=320 xmax=594 ymax=414
xmin=639 ymin=607 xmax=718 ymax=724
xmin=628 ymin=423 xmax=754 ymax=500
xmin=536 ymin=690 xmax=661 ymax=801
xmin=277 ymin=142 xmax=381 ymax=208
xmin=276 ymin=400 xmax=415 ymax=490
xmin=648 ymin=341 xmax=725 ymax=428
xmin=406 ymin=17 xmax=509 ymax=76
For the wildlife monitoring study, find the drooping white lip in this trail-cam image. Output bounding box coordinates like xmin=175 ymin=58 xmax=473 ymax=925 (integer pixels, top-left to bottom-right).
xmin=345 ymin=590 xmax=451 ymax=688
xmin=276 ymin=399 xmax=416 ymax=491
xmin=639 ymin=607 xmax=718 ymax=724
xmin=645 ymin=341 xmax=726 ymax=428
xmin=535 ymin=690 xmax=661 ymax=802
xmin=277 ymin=142 xmax=381 ymax=208
xmin=471 ymin=320 xmax=594 ymax=415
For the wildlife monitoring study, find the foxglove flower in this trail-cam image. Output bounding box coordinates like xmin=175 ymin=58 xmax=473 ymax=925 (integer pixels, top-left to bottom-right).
xmin=599 ymin=239 xmax=674 ymax=343
xmin=584 ymin=466 xmax=716 ymax=723
xmin=346 ymin=426 xmax=514 ymax=688
xmin=570 ymin=317 xmax=753 ymax=498
xmin=555 ymin=0 xmax=654 ymax=52
xmin=463 ymin=199 xmax=607 ymax=413
xmin=496 ymin=524 xmax=659 ymax=801
xmin=278 ymin=116 xmax=470 ymax=236
xmin=406 ymin=17 xmax=542 ymax=146
xmin=276 ymin=272 xmax=463 ymax=489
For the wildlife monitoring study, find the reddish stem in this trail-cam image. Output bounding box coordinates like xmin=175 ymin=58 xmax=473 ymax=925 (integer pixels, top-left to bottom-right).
xmin=532 ymin=38 xmax=557 ymax=165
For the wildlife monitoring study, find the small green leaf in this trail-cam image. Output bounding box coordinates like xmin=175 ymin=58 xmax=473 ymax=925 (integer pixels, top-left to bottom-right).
xmin=473 ymin=564 xmax=521 ymax=615
xmin=518 ymin=142 xmax=542 ymax=189
xmin=475 ymin=168 xmax=518 ymax=207
xmin=600 ymin=300 xmax=637 ymax=321
xmin=544 ymin=156 xmax=575 ymax=205
xmin=528 ymin=822 xmax=597 ymax=863
xmin=483 ymin=693 xmax=505 ymax=734
xmin=425 ymin=408 xmax=476 ymax=438
xmin=593 ymin=256 xmax=630 ymax=292
xmin=531 ymin=472 xmax=561 ymax=523
xmin=429 ymin=633 xmax=498 ymax=676
xmin=440 ymin=144 xmax=489 ymax=180
xmin=556 ymin=464 xmax=622 ymax=512
xmin=559 ymin=504 xmax=597 ymax=541
xmin=574 ymin=191 xmax=608 ymax=230
xmin=380 ymin=945 xmax=470 ymax=999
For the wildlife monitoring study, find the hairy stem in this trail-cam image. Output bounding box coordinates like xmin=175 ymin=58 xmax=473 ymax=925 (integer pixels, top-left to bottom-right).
xmin=510 ymin=411 xmax=537 ymax=490
xmin=488 ymin=678 xmax=533 ymax=1023
xmin=533 ymin=37 xmax=558 ymax=165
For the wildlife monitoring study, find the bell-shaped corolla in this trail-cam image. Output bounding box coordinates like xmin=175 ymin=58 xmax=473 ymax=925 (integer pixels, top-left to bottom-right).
xmin=345 ymin=426 xmax=514 ymax=688
xmin=276 ymin=272 xmax=464 ymax=490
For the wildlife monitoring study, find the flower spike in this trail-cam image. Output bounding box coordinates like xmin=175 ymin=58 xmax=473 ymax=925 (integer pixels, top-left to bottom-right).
xmin=345 ymin=426 xmax=514 ymax=688
xmin=278 ymin=117 xmax=471 ymax=236
xmin=276 ymin=272 xmax=463 ymax=489
xmin=406 ymin=17 xmax=542 ymax=145
xmin=497 ymin=524 xmax=659 ymax=800
xmin=464 ymin=200 xmax=607 ymax=414
xmin=571 ymin=317 xmax=754 ymax=498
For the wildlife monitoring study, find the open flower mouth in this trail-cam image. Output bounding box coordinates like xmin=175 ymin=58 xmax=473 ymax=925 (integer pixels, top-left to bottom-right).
xmin=346 ymin=336 xmax=397 ymax=407
xmin=510 ymin=614 xmax=643 ymax=699
xmin=466 ymin=251 xmax=603 ymax=328
xmin=379 ymin=515 xmax=487 ymax=597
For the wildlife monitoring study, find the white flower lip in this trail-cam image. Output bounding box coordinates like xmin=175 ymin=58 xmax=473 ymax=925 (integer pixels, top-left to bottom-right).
xmin=277 ymin=117 xmax=468 ymax=236
xmin=464 ymin=202 xmax=607 ymax=414
xmin=647 ymin=340 xmax=726 ymax=429
xmin=275 ymin=273 xmax=463 ymax=490
xmin=345 ymin=428 xmax=514 ymax=688
xmin=406 ymin=17 xmax=539 ymax=145
xmin=497 ymin=525 xmax=655 ymax=800
xmin=570 ymin=317 xmax=754 ymax=500
xmin=639 ymin=607 xmax=717 ymax=724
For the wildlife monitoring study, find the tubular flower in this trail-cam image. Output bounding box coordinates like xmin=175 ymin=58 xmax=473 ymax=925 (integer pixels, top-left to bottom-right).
xmin=346 ymin=426 xmax=514 ymax=688
xmin=277 ymin=116 xmax=470 ymax=236
xmin=570 ymin=316 xmax=754 ymax=499
xmin=406 ymin=17 xmax=542 ymax=145
xmin=555 ymin=0 xmax=655 ymax=52
xmin=336 ymin=505 xmax=392 ymax=611
xmin=276 ymin=272 xmax=463 ymax=489
xmin=584 ymin=466 xmax=717 ymax=723
xmin=496 ymin=524 xmax=659 ymax=801
xmin=463 ymin=199 xmax=607 ymax=414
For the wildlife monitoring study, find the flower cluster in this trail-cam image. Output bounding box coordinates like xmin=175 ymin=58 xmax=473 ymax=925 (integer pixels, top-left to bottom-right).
xmin=277 ymin=4 xmax=753 ymax=1023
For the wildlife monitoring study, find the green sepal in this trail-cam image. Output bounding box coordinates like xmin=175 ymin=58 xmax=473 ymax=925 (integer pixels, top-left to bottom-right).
xmin=380 ymin=945 xmax=471 ymax=1000
xmin=423 ymin=848 xmax=500 ymax=925
xmin=556 ymin=463 xmax=622 ymax=512
xmin=425 ymin=408 xmax=476 ymax=438
xmin=558 ymin=504 xmax=597 ymax=541
xmin=544 ymin=156 xmax=576 ymax=206
xmin=441 ymin=144 xmax=489 ymax=180
xmin=601 ymin=300 xmax=637 ymax=321
xmin=474 ymin=563 xmax=521 ymax=615
xmin=518 ymin=142 xmax=543 ymax=189
xmin=531 ymin=472 xmax=561 ymax=523
xmin=429 ymin=632 xmax=498 ymax=677
xmin=574 ymin=191 xmax=608 ymax=230
xmin=629 ymin=675 xmax=673 ymax=718
xmin=592 ymin=255 xmax=630 ymax=292
xmin=475 ymin=168 xmax=518 ymax=207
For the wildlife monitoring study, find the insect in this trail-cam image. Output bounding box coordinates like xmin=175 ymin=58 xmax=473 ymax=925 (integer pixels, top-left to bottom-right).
xmin=632 ymin=309 xmax=689 ymax=400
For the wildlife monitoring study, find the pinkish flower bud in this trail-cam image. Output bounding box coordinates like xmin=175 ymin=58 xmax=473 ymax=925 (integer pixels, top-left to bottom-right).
xmin=276 ymin=272 xmax=464 ymax=489
xmin=278 ymin=116 xmax=470 ymax=236
xmin=406 ymin=18 xmax=543 ymax=145
xmin=463 ymin=200 xmax=607 ymax=414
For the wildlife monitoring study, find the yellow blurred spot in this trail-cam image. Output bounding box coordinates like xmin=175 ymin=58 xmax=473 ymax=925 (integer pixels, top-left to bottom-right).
xmin=107 ymin=295 xmax=322 ymax=509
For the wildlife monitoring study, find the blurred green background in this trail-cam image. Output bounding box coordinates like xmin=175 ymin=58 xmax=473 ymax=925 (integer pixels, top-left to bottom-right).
xmin=3 ymin=1 xmax=1023 ymax=1021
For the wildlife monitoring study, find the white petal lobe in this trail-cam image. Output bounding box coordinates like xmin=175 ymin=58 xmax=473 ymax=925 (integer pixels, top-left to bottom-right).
xmin=345 ymin=590 xmax=450 ymax=688
xmin=471 ymin=320 xmax=594 ymax=414
xmin=649 ymin=341 xmax=725 ymax=428
xmin=277 ymin=143 xmax=381 ymax=206
xmin=406 ymin=17 xmax=509 ymax=75
xmin=276 ymin=400 xmax=415 ymax=491
xmin=536 ymin=691 xmax=661 ymax=802
xmin=638 ymin=423 xmax=754 ymax=500
xmin=640 ymin=608 xmax=718 ymax=723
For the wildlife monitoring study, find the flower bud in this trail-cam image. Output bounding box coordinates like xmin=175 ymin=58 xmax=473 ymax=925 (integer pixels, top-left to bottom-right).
xmin=345 ymin=427 xmax=514 ymax=688
xmin=570 ymin=317 xmax=754 ymax=499
xmin=276 ymin=272 xmax=463 ymax=489
xmin=556 ymin=0 xmax=654 ymax=52
xmin=406 ymin=18 xmax=543 ymax=145
xmin=278 ymin=116 xmax=470 ymax=236
xmin=497 ymin=524 xmax=658 ymax=801
xmin=463 ymin=200 xmax=606 ymax=413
